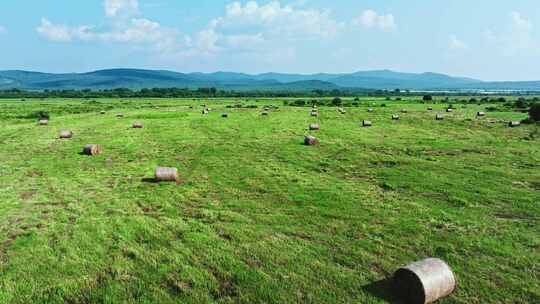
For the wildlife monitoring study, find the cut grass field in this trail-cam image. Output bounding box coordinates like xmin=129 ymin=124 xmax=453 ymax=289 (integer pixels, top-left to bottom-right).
xmin=0 ymin=98 xmax=538 ymax=303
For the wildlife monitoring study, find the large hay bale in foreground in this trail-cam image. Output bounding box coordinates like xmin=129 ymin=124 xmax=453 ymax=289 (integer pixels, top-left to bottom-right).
xmin=82 ymin=144 xmax=102 ymax=156
xmin=394 ymin=258 xmax=456 ymax=304
xmin=132 ymin=122 xmax=143 ymax=128
xmin=509 ymin=121 xmax=521 ymax=127
xmin=304 ymin=135 xmax=319 ymax=145
xmin=309 ymin=124 xmax=320 ymax=131
xmin=59 ymin=130 xmax=73 ymax=139
xmin=362 ymin=120 xmax=372 ymax=127
xmin=155 ymin=167 xmax=179 ymax=182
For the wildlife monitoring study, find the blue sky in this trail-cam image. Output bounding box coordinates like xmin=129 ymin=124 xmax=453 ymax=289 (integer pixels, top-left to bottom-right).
xmin=0 ymin=0 xmax=539 ymax=80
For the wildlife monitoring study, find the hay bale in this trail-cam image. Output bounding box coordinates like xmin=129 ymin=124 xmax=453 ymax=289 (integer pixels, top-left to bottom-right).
xmin=116 ymin=113 xmax=124 ymax=118
xmin=82 ymin=144 xmax=102 ymax=156
xmin=310 ymin=111 xmax=319 ymax=117
xmin=436 ymin=114 xmax=444 ymax=120
xmin=261 ymin=111 xmax=269 ymax=116
xmin=304 ymin=135 xmax=319 ymax=145
xmin=477 ymin=111 xmax=486 ymax=117
xmin=427 ymin=107 xmax=433 ymax=111
xmin=132 ymin=122 xmax=143 ymax=128
xmin=59 ymin=130 xmax=73 ymax=139
xmin=362 ymin=120 xmax=372 ymax=127
xmin=309 ymin=124 xmax=320 ymax=131
xmin=155 ymin=167 xmax=179 ymax=182
xmin=338 ymin=108 xmax=346 ymax=114
xmin=222 ymin=113 xmax=229 ymax=118
xmin=392 ymin=115 xmax=400 ymax=120
xmin=202 ymin=109 xmax=209 ymax=115
xmin=100 ymin=111 xmax=106 ymax=115
xmin=401 ymin=109 xmax=408 ymax=113
xmin=446 ymin=108 xmax=453 ymax=113
xmin=38 ymin=119 xmax=49 ymax=126
xmin=509 ymin=121 xmax=521 ymax=127
xmin=368 ymin=108 xmax=374 ymax=112
xmin=394 ymin=258 xmax=456 ymax=304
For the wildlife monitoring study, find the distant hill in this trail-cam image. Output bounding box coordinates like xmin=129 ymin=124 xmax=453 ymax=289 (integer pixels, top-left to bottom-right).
xmin=0 ymin=68 xmax=539 ymax=91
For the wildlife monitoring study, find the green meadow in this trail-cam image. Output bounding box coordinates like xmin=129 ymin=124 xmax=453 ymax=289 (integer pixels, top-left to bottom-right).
xmin=0 ymin=98 xmax=538 ymax=303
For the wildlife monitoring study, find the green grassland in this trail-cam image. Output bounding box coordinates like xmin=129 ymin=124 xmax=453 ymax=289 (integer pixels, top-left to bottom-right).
xmin=0 ymin=98 xmax=538 ymax=303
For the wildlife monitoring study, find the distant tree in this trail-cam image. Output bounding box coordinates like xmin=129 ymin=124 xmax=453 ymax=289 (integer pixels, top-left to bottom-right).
xmin=516 ymin=97 xmax=528 ymax=108
xmin=331 ymin=97 xmax=342 ymax=106
xmin=529 ymin=103 xmax=540 ymax=121
xmin=293 ymin=99 xmax=306 ymax=107
xmin=423 ymin=95 xmax=433 ymax=101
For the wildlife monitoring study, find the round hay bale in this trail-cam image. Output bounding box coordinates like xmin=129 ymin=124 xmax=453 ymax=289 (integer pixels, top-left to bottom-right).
xmin=261 ymin=111 xmax=269 ymax=116
xmin=427 ymin=107 xmax=433 ymax=111
xmin=392 ymin=115 xmax=400 ymax=120
xmin=362 ymin=120 xmax=372 ymax=127
xmin=222 ymin=113 xmax=229 ymax=118
xmin=435 ymin=114 xmax=444 ymax=120
xmin=509 ymin=121 xmax=521 ymax=127
xmin=394 ymin=258 xmax=456 ymax=304
xmin=304 ymin=135 xmax=319 ymax=146
xmin=82 ymin=144 xmax=102 ymax=156
xmin=446 ymin=108 xmax=454 ymax=113
xmin=310 ymin=111 xmax=319 ymax=117
xmin=116 ymin=113 xmax=124 ymax=118
xmin=401 ymin=109 xmax=408 ymax=113
xmin=368 ymin=108 xmax=374 ymax=112
xmin=155 ymin=167 xmax=179 ymax=182
xmin=39 ymin=119 xmax=49 ymax=126
xmin=477 ymin=111 xmax=486 ymax=117
xmin=338 ymin=108 xmax=346 ymax=114
xmin=309 ymin=123 xmax=320 ymax=131
xmin=132 ymin=122 xmax=143 ymax=128
xmin=59 ymin=130 xmax=73 ymax=139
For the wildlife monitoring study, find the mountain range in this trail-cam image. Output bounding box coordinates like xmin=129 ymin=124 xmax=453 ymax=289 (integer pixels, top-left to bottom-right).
xmin=1 ymin=69 xmax=539 ymax=91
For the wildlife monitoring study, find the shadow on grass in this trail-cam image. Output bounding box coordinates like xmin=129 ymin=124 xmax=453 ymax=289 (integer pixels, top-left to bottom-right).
xmin=362 ymin=278 xmax=404 ymax=304
xmin=141 ymin=177 xmax=158 ymax=183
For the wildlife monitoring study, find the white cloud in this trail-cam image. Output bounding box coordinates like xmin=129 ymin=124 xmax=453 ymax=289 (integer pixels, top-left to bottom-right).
xmin=37 ymin=0 xmax=181 ymax=54
xmin=449 ymin=35 xmax=468 ymax=51
xmin=104 ymin=0 xmax=139 ymax=18
xmin=484 ymin=11 xmax=539 ymax=56
xmin=35 ymin=0 xmax=346 ymax=63
xmin=186 ymin=1 xmax=344 ymax=56
xmin=353 ymin=10 xmax=396 ymax=31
